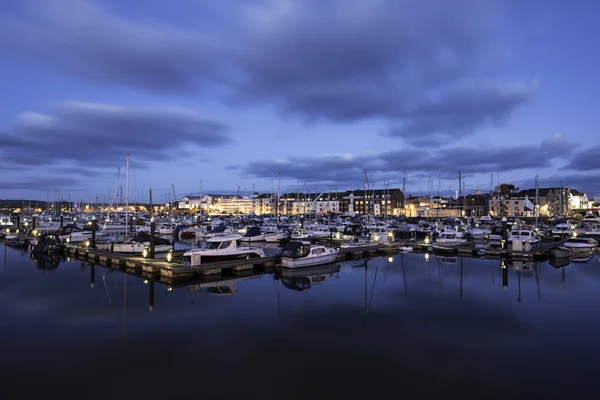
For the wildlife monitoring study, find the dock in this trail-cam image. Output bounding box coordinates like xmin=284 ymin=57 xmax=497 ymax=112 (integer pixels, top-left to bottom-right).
xmin=63 ymin=245 xmax=279 ymax=283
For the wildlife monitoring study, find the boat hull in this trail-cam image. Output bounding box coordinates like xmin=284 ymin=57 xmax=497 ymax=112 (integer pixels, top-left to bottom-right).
xmin=564 ymin=244 xmax=594 ymax=253
xmin=549 ymin=246 xmax=572 ymax=259
xmin=188 ymin=252 xmax=263 ymax=265
xmin=280 ymin=252 xmax=338 ymax=268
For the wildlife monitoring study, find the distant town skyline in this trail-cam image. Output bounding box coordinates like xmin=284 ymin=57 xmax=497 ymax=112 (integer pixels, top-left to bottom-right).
xmin=1 ymin=0 xmax=599 ymax=201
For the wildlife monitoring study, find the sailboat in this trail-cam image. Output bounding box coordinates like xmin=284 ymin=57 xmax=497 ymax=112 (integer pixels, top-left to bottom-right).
xmin=95 ymin=155 xmax=172 ymax=255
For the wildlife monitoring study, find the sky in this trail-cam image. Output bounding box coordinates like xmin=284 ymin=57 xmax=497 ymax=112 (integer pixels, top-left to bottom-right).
xmin=0 ymin=0 xmax=599 ymax=203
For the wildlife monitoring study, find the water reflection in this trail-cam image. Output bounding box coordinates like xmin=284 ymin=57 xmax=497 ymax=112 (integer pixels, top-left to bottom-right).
xmin=29 ymin=253 xmax=62 ymax=271
xmin=1 ymin=243 xmax=600 ymax=396
xmin=276 ymin=264 xmax=340 ymax=292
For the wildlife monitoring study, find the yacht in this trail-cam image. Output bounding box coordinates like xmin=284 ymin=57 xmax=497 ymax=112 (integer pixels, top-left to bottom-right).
xmin=563 ymin=237 xmax=597 ymax=254
xmin=183 ymin=234 xmax=264 ymax=265
xmin=507 ymin=229 xmax=539 ymax=245
xmin=239 ymin=226 xmax=266 ymax=242
xmin=56 ymin=224 xmax=92 ymax=243
xmin=280 ymin=241 xmax=339 ymax=268
xmin=264 ymin=230 xmax=290 ymax=243
xmin=551 ymin=222 xmax=573 ymax=237
xmin=432 ymin=231 xmax=467 ymax=253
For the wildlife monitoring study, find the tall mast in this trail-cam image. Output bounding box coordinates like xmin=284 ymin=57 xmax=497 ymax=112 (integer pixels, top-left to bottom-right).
xmin=402 ymin=170 xmax=406 ymax=209
xmin=125 ymin=155 xmax=129 ymax=236
xmin=458 ymin=171 xmax=462 ymax=217
xmin=535 ymin=174 xmax=539 ymax=226
xmin=364 ymin=169 xmax=369 ymax=217
xmin=199 ymin=180 xmax=203 ymax=215
xmin=276 ymin=172 xmax=281 ymax=223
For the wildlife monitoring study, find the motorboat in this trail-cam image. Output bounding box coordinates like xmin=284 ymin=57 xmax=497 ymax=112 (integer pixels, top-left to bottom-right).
xmin=280 ymin=241 xmax=339 ymax=268
xmin=469 ymin=226 xmax=490 ymax=240
xmin=183 ymin=234 xmax=264 ymax=265
xmin=563 ymin=238 xmax=596 ymax=254
xmin=239 ymin=226 xmax=266 ymax=242
xmin=264 ymin=231 xmax=290 ymax=243
xmin=56 ymin=224 xmax=92 ymax=243
xmin=95 ymin=231 xmax=172 ymax=255
xmin=551 ymin=222 xmax=574 ymax=237
xmin=507 ymin=229 xmax=540 ymax=245
xmin=432 ymin=231 xmax=466 ymax=253
xmin=549 ymin=246 xmax=572 ymax=259
xmin=29 ymin=233 xmax=63 ymax=254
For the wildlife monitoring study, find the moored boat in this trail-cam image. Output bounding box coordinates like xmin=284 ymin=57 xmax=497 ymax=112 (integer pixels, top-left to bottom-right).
xmin=183 ymin=234 xmax=264 ymax=265
xmin=563 ymin=238 xmax=595 ymax=254
xmin=280 ymin=240 xmax=339 ymax=268
xmin=549 ymin=246 xmax=572 ymax=259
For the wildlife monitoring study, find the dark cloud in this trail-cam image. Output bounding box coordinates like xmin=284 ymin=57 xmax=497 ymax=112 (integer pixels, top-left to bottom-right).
xmin=564 ymin=145 xmax=600 ymax=171
xmin=0 ymin=0 xmax=535 ymax=143
xmin=388 ymin=82 xmax=537 ymax=145
xmin=243 ymin=135 xmax=575 ymax=187
xmin=517 ymin=173 xmax=600 ymax=197
xmin=0 ymin=101 xmax=231 ymax=173
xmin=0 ymin=176 xmax=86 ymax=191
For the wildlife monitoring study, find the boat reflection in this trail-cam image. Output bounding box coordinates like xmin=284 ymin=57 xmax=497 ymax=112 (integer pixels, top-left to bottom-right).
xmin=187 ymin=274 xmax=263 ymax=295
xmin=29 ymin=253 xmax=62 ymax=271
xmin=276 ymin=264 xmax=340 ymax=291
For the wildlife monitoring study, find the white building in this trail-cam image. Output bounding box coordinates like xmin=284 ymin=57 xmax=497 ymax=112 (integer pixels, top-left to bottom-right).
xmin=253 ymin=193 xmax=276 ymax=215
xmin=569 ymin=190 xmax=589 ymax=210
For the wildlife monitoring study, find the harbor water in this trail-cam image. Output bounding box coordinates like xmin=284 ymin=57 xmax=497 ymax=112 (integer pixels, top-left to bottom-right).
xmin=1 ymin=243 xmax=599 ymax=398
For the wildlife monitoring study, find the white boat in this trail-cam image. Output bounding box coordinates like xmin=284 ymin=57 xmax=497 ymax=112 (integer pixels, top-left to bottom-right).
xmin=291 ymin=228 xmax=311 ymax=240
xmin=469 ymin=227 xmax=490 ymax=240
xmin=552 ymin=222 xmax=573 ymax=237
xmin=239 ymin=226 xmax=265 ymax=242
xmin=56 ymin=224 xmax=92 ymax=243
xmin=508 ymin=229 xmax=539 ymax=245
xmin=563 ymin=238 xmax=596 ymax=253
xmin=280 ymin=241 xmax=339 ymax=268
xmin=398 ymin=246 xmax=413 ymax=252
xmin=432 ymin=231 xmax=466 ymax=253
xmin=264 ymin=231 xmax=290 ymax=243
xmin=183 ymin=234 xmax=264 ymax=265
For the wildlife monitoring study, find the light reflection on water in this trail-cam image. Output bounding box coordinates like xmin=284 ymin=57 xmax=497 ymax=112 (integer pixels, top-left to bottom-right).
xmin=1 ymin=243 xmax=599 ymax=398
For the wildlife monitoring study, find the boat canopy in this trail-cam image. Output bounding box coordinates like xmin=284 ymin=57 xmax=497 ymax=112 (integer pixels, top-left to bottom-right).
xmin=281 ymin=241 xmax=310 ymax=259
xmin=243 ymin=226 xmax=262 ymax=237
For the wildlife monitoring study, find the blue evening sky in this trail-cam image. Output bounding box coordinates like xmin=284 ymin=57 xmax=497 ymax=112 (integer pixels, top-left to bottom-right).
xmin=0 ymin=0 xmax=598 ymax=202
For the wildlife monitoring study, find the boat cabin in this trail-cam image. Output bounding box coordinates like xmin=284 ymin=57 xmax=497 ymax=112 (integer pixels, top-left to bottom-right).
xmin=281 ymin=241 xmax=322 ymax=259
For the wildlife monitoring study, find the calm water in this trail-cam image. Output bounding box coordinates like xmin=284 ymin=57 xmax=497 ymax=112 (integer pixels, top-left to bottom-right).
xmin=1 ymin=243 xmax=600 ymax=398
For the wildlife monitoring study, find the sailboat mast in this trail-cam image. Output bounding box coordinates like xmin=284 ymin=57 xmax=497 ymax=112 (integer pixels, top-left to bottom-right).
xmin=458 ymin=171 xmax=462 ymax=217
xmin=402 ymin=170 xmax=406 ymax=209
xmin=125 ymin=155 xmax=129 ymax=235
xmin=535 ymin=174 xmax=539 ymax=227
xmin=277 ymin=172 xmax=281 ymax=224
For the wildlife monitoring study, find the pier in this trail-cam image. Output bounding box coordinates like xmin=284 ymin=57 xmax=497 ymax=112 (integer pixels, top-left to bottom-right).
xmin=55 ymin=236 xmax=571 ymax=284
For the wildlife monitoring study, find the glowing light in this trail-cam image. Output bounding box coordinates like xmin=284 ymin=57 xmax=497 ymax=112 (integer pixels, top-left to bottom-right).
xmin=424 ymin=236 xmax=430 ymax=244
xmin=388 ymin=256 xmax=393 ymax=262
xmin=425 ymin=253 xmax=430 ymax=262
xmin=167 ymin=250 xmax=173 ymax=263
xmin=143 ymin=279 xmax=149 ymax=284
xmin=167 ymin=286 xmax=173 ymax=292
